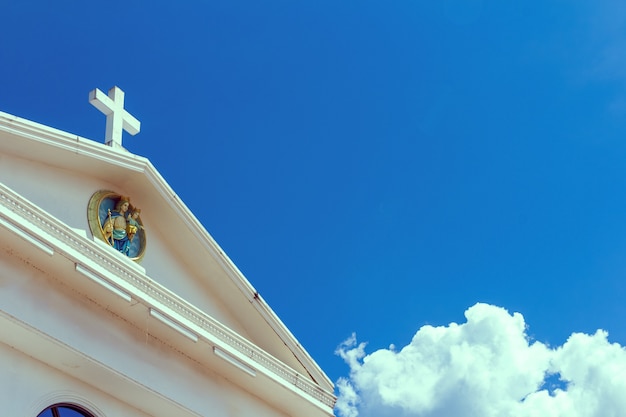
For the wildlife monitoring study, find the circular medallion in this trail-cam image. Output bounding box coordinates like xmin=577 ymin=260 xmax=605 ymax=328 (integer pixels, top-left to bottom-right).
xmin=87 ymin=190 xmax=146 ymax=262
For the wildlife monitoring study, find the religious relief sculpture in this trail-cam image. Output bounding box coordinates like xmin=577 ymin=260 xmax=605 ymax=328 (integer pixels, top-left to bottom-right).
xmin=88 ymin=190 xmax=147 ymax=261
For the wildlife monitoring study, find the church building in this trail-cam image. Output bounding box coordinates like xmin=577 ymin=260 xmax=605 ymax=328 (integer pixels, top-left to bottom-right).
xmin=0 ymin=87 xmax=336 ymax=417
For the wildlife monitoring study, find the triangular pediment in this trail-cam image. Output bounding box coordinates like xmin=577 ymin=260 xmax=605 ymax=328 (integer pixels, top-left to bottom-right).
xmin=0 ymin=110 xmax=335 ymax=413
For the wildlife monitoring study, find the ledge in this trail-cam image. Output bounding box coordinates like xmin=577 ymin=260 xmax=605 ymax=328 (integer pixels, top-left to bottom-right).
xmin=0 ymin=182 xmax=336 ymax=414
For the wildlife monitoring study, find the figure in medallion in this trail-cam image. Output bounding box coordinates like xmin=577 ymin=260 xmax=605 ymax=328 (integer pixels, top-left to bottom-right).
xmin=103 ymin=196 xmax=132 ymax=256
xmin=88 ymin=190 xmax=147 ymax=261
xmin=126 ymin=207 xmax=143 ymax=242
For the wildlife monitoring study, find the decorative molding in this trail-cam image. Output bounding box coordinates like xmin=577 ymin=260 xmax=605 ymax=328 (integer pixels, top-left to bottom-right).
xmin=0 ymin=183 xmax=336 ymax=410
xmin=0 ymin=110 xmax=333 ymax=391
xmin=75 ymin=264 xmax=133 ymax=303
xmin=2 ymin=311 xmax=203 ymax=417
xmin=0 ymin=112 xmax=146 ymax=172
xmin=28 ymin=390 xmax=106 ymax=417
xmin=0 ymin=215 xmax=54 ymax=256
xmin=213 ymin=346 xmax=257 ymax=377
xmin=149 ymin=308 xmax=199 ymax=343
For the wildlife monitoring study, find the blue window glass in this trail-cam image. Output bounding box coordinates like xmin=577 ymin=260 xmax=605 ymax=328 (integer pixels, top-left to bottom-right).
xmin=37 ymin=404 xmax=94 ymax=417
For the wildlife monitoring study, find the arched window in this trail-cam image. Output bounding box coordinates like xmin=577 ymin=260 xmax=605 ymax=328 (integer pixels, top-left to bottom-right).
xmin=37 ymin=404 xmax=95 ymax=417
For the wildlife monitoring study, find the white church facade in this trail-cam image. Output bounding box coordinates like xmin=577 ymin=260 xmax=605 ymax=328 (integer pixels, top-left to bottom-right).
xmin=0 ymin=87 xmax=336 ymax=417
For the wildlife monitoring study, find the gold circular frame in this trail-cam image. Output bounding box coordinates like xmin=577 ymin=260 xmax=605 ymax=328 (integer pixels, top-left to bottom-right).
xmin=87 ymin=190 xmax=146 ymax=262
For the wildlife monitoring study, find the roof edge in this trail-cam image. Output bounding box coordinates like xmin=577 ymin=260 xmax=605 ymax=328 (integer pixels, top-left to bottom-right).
xmin=0 ymin=109 xmax=334 ymax=391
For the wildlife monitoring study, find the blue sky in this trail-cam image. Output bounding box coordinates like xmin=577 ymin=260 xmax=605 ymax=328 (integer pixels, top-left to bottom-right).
xmin=4 ymin=2 xmax=626 ymax=416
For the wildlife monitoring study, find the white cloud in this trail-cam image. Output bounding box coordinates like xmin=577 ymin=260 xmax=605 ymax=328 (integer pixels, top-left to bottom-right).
xmin=335 ymin=303 xmax=626 ymax=417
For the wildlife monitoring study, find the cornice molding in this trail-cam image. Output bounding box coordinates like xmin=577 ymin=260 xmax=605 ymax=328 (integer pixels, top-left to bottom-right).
xmin=0 ymin=111 xmax=146 ymax=171
xmin=1 ymin=311 xmax=202 ymax=417
xmin=0 ymin=110 xmax=333 ymax=391
xmin=0 ymin=182 xmax=336 ymax=412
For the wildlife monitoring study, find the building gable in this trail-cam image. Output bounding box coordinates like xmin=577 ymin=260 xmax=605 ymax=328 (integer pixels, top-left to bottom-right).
xmin=0 ymin=110 xmax=335 ymax=416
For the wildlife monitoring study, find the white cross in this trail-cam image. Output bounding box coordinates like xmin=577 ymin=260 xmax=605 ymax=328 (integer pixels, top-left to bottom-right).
xmin=89 ymin=86 xmax=141 ymax=149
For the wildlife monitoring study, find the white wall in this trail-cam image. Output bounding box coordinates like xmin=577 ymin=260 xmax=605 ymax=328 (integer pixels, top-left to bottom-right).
xmin=0 ymin=152 xmax=248 ymax=337
xmin=1 ymin=342 xmax=152 ymax=417
xmin=0 ymin=249 xmax=289 ymax=417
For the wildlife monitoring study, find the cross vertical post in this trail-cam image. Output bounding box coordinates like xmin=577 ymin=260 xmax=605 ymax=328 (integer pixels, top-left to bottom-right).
xmin=89 ymin=86 xmax=141 ymax=149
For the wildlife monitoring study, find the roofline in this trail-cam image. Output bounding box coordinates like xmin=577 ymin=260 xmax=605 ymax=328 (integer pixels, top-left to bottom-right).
xmin=0 ymin=110 xmax=334 ymax=390
xmin=0 ymin=178 xmax=336 ymax=414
